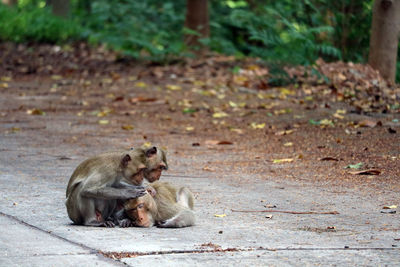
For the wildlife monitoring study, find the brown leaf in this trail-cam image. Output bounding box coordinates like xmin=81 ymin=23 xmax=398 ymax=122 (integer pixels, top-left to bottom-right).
xmin=319 ymin=157 xmax=339 ymax=161
xmin=358 ymin=119 xmax=380 ymax=128
xmin=130 ymin=97 xmax=157 ymax=103
xmin=205 ymin=140 xmax=233 ymax=145
xmin=348 ymin=169 xmax=381 ymax=175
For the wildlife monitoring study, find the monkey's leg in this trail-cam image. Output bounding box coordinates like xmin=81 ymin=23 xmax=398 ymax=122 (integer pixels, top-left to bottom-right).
xmin=80 ymin=198 xmax=116 ymax=227
xmin=176 ymin=187 xmax=194 ymax=209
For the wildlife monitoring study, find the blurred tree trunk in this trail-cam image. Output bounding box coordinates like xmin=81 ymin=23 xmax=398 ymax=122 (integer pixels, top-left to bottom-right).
xmin=1 ymin=0 xmax=17 ymax=6
xmin=184 ymin=0 xmax=209 ymax=48
xmin=46 ymin=0 xmax=70 ymax=18
xmin=368 ymin=0 xmax=400 ymax=83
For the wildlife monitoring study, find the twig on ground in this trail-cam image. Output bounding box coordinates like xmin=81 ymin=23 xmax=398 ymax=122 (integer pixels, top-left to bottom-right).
xmin=231 ymin=209 xmax=339 ymax=215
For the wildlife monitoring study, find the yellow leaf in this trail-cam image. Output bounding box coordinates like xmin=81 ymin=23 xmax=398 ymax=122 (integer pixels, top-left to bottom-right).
xmin=383 ymin=205 xmax=397 ymax=209
xmin=142 ymin=142 xmax=152 ymax=148
xmin=230 ymin=128 xmax=244 ymax=134
xmin=333 ymin=113 xmax=344 ymax=119
xmin=320 ymin=119 xmax=334 ymax=126
xmin=27 ymin=109 xmax=45 ymax=115
xmin=0 ymin=83 xmax=8 ymax=88
xmin=275 ymin=129 xmax=294 ymax=136
xmin=273 ymin=158 xmax=294 ymax=163
xmin=51 ymin=75 xmax=63 ymax=80
xmin=102 ymin=78 xmax=113 ymax=84
xmin=10 ymin=127 xmax=20 ymax=133
xmin=214 ymin=214 xmax=226 ymax=218
xmin=213 ymin=112 xmax=229 ymax=118
xmin=250 ymin=122 xmax=266 ymax=129
xmin=193 ymin=80 xmax=205 ymax=86
xmin=98 ymin=120 xmax=109 ymax=125
xmin=279 ymin=88 xmax=295 ymax=95
xmin=229 ymin=101 xmax=238 ymax=108
xmin=283 ymin=142 xmax=293 ymax=147
xmin=128 ymin=76 xmax=137 ymax=81
xmin=121 ymin=125 xmax=134 ymax=130
xmin=336 ymin=109 xmax=347 ymax=114
xmin=1 ymin=76 xmax=12 ymax=82
xmin=76 ymin=111 xmax=84 ymax=117
xmin=186 ymin=126 xmax=195 ymax=131
xmin=233 ymin=75 xmax=248 ymax=84
xmin=135 ymin=81 xmax=147 ymax=88
xmin=166 ymin=84 xmax=181 ymax=91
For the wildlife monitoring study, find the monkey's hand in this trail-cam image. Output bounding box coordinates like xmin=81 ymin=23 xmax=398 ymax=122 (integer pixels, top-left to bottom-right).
xmin=146 ymin=186 xmax=157 ymax=197
xmin=119 ymin=218 xmax=134 ymax=228
xmin=101 ymin=220 xmax=116 ymax=228
xmin=121 ymin=186 xmax=146 ymax=199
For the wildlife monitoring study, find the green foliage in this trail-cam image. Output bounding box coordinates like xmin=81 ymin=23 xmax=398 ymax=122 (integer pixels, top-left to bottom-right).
xmin=81 ymin=0 xmax=187 ymax=61
xmin=1 ymin=0 xmax=397 ymax=80
xmin=0 ymin=4 xmax=82 ymax=43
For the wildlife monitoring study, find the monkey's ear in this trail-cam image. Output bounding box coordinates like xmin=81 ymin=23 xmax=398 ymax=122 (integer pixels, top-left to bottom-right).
xmin=121 ymin=154 xmax=131 ymax=168
xmin=145 ymin=146 xmax=157 ymax=158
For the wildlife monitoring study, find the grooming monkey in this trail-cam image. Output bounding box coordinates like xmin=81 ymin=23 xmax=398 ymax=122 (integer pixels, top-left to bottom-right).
xmin=120 ymin=181 xmax=195 ymax=228
xmin=65 ymin=146 xmax=168 ymax=227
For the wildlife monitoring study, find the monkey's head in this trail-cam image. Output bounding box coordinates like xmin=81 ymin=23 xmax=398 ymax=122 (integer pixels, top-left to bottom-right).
xmin=142 ymin=146 xmax=168 ymax=182
xmin=124 ymin=191 xmax=157 ymax=228
xmin=120 ymin=150 xmax=147 ymax=185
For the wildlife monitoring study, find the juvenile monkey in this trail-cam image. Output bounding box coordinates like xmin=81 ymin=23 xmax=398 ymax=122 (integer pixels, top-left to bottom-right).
xmin=65 ymin=146 xmax=167 ymax=227
xmin=121 ymin=181 xmax=195 ymax=228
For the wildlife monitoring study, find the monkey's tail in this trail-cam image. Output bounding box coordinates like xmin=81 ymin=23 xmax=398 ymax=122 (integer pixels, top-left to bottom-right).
xmin=158 ymin=209 xmax=195 ymax=228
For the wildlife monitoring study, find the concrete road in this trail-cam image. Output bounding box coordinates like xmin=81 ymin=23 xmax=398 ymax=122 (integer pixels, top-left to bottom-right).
xmin=0 ymin=93 xmax=399 ymax=266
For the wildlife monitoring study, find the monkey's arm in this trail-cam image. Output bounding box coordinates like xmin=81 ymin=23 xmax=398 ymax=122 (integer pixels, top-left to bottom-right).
xmin=114 ymin=181 xmax=143 ymax=189
xmin=81 ymin=186 xmax=145 ymax=200
xmin=113 ymin=208 xmax=134 ymax=227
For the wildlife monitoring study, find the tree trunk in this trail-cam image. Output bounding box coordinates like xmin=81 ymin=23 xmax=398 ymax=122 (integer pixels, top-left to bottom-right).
xmin=47 ymin=0 xmax=70 ymax=18
xmin=184 ymin=0 xmax=209 ymax=48
xmin=1 ymin=0 xmax=17 ymax=6
xmin=368 ymin=0 xmax=400 ymax=84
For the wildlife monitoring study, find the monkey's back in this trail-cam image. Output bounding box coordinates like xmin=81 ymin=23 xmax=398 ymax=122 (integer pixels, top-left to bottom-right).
xmin=65 ymin=152 xmax=123 ymax=198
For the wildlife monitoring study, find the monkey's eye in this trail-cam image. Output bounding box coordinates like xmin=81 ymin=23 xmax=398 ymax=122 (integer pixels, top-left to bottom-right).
xmin=137 ymin=203 xmax=144 ymax=209
xmin=159 ymin=165 xmax=167 ymax=170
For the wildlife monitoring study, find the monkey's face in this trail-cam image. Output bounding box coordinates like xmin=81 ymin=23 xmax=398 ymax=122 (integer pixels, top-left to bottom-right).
xmin=144 ymin=162 xmax=167 ymax=183
xmin=129 ymin=168 xmax=145 ymax=185
xmin=125 ymin=194 xmax=157 ymax=227
xmin=144 ymin=149 xmax=168 ymax=182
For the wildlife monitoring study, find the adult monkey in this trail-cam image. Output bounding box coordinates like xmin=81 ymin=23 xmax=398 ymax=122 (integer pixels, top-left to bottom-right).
xmin=65 ymin=146 xmax=168 ymax=227
xmin=119 ymin=181 xmax=195 ymax=228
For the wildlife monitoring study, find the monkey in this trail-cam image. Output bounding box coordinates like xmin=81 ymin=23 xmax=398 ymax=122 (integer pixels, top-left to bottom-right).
xmin=65 ymin=146 xmax=168 ymax=227
xmin=119 ymin=181 xmax=195 ymax=228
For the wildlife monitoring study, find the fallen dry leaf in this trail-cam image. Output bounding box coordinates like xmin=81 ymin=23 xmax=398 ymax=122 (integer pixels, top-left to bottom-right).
xmin=250 ymin=122 xmax=266 ymax=129
xmin=383 ymin=205 xmax=397 ymax=209
xmin=130 ymin=97 xmax=157 ymax=103
xmin=135 ymin=81 xmax=147 ymax=88
xmin=272 ymin=158 xmax=294 ymax=163
xmin=205 ymin=140 xmax=233 ymax=145
xmin=320 ymin=157 xmax=339 ymax=161
xmin=166 ymin=84 xmax=181 ymax=91
xmin=214 ymin=214 xmax=226 ymax=218
xmin=27 ymin=109 xmax=45 ymax=115
xmin=348 ymin=169 xmax=381 ymax=175
xmin=98 ymin=120 xmax=109 ymax=125
xmin=358 ymin=119 xmax=381 ymax=128
xmin=213 ymin=112 xmax=229 ymax=118
xmin=121 ymin=125 xmax=134 ymax=130
xmin=275 ymin=129 xmax=294 ymax=136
